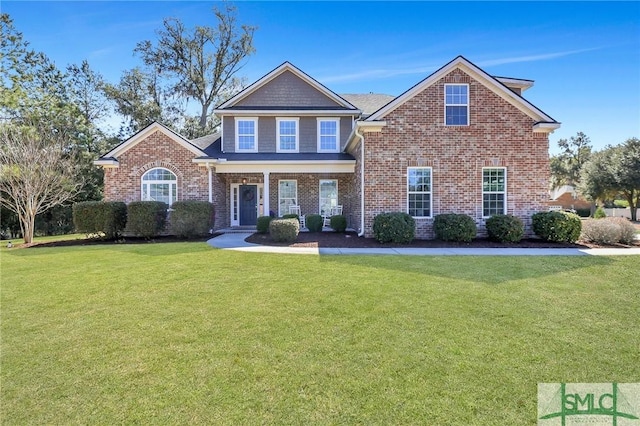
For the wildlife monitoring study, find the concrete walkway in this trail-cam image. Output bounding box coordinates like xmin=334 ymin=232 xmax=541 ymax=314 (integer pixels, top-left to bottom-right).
xmin=207 ymin=232 xmax=640 ymax=256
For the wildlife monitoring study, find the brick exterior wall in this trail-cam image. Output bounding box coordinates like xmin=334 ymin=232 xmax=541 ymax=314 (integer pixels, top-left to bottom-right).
xmin=102 ymin=130 xmax=227 ymax=229
xmin=354 ymin=68 xmax=551 ymax=239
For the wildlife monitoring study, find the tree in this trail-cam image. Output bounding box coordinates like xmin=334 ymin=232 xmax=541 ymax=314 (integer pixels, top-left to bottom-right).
xmin=0 ymin=123 xmax=83 ymax=244
xmin=134 ymin=4 xmax=256 ymax=133
xmin=103 ymin=67 xmax=182 ymax=137
xmin=579 ymin=138 xmax=640 ymax=221
xmin=550 ymin=131 xmax=592 ymax=189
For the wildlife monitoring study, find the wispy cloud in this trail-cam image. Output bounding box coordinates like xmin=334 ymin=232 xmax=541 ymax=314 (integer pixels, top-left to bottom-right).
xmin=319 ymin=47 xmax=600 ymax=84
xmin=475 ymin=48 xmax=601 ymax=67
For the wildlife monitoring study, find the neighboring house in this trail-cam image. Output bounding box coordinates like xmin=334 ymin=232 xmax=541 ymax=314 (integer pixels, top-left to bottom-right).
xmin=550 ymin=185 xmax=592 ymax=211
xmin=95 ymin=56 xmax=560 ymax=238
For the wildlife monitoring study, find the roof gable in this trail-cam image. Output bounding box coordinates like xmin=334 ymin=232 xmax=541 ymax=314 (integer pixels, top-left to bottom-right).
xmin=101 ymin=122 xmax=206 ymax=159
xmin=216 ymin=62 xmax=358 ymax=111
xmin=366 ymin=56 xmax=558 ymax=124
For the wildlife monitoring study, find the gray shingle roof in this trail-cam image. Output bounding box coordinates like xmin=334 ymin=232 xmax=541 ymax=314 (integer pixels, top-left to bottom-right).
xmin=339 ymin=94 xmax=396 ymax=116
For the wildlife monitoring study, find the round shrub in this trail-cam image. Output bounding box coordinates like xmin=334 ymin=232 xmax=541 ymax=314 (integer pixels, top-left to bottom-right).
xmin=580 ymin=219 xmax=621 ymax=245
xmin=269 ymin=218 xmax=299 ymax=242
xmin=305 ymin=214 xmax=323 ymax=232
xmin=608 ymin=217 xmax=637 ymax=244
xmin=372 ymin=212 xmax=415 ymax=244
xmin=433 ymin=213 xmax=476 ymax=242
xmin=169 ymin=201 xmax=214 ymax=238
xmin=485 ymin=214 xmax=524 ymax=243
xmin=73 ymin=201 xmax=127 ymax=239
xmin=126 ymin=201 xmax=167 ymax=238
xmin=282 ymin=213 xmax=299 ymax=221
xmin=532 ymin=211 xmax=581 ymax=243
xmin=330 ymin=215 xmax=347 ymax=233
xmin=256 ymin=216 xmax=273 ymax=234
xmin=594 ymin=207 xmax=606 ymax=219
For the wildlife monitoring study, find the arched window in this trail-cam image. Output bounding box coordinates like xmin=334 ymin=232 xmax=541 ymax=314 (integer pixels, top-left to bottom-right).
xmin=141 ymin=168 xmax=177 ymax=206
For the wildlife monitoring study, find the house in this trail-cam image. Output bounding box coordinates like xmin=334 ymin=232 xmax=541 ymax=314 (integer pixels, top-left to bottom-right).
xmin=550 ymin=185 xmax=592 ymax=211
xmin=95 ymin=56 xmax=560 ymax=238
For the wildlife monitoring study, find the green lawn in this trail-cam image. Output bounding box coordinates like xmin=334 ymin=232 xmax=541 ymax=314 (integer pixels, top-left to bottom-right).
xmin=1 ymin=241 xmax=638 ymax=425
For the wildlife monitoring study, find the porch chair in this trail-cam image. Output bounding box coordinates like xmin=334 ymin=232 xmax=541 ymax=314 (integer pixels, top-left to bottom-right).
xmin=323 ymin=205 xmax=343 ymax=227
xmin=288 ymin=205 xmax=306 ymax=229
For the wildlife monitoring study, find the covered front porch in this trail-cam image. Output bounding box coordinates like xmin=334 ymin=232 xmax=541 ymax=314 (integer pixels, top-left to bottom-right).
xmin=194 ymin=158 xmax=357 ymax=230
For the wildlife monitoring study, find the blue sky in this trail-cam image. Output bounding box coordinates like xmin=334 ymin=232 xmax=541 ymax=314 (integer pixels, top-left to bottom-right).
xmin=3 ymin=1 xmax=639 ymax=154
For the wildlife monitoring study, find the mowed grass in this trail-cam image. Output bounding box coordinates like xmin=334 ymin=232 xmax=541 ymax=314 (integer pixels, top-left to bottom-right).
xmin=1 ymin=242 xmax=638 ymax=425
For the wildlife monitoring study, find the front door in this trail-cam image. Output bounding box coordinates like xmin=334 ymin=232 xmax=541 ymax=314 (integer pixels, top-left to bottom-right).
xmin=239 ymin=185 xmax=258 ymax=226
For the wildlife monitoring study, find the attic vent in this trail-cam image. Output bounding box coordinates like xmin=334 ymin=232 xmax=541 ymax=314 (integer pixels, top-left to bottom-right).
xmin=453 ymin=74 xmax=462 ymax=83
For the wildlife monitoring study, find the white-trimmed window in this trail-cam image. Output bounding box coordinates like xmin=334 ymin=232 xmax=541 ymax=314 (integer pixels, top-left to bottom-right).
xmin=407 ymin=167 xmax=432 ymax=218
xmin=276 ymin=118 xmax=299 ymax=152
xmin=317 ymin=118 xmax=340 ymax=152
xmin=141 ymin=168 xmax=177 ymax=206
xmin=445 ymin=84 xmax=469 ymax=126
xmin=482 ymin=168 xmax=506 ymax=217
xmin=319 ymin=179 xmax=338 ymax=216
xmin=235 ymin=117 xmax=258 ymax=152
xmin=278 ymin=180 xmax=297 ymax=216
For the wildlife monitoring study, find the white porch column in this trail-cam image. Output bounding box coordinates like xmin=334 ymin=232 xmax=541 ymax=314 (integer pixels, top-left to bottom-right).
xmin=207 ymin=164 xmax=213 ymax=203
xmin=263 ymin=171 xmax=270 ymax=216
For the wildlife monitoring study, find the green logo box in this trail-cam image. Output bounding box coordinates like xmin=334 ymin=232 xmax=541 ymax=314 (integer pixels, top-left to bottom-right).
xmin=538 ymin=383 xmax=640 ymax=425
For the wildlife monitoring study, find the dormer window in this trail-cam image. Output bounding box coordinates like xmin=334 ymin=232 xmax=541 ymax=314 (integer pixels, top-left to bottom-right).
xmin=236 ymin=118 xmax=258 ymax=152
xmin=276 ymin=118 xmax=299 ymax=152
xmin=445 ymin=84 xmax=469 ymax=126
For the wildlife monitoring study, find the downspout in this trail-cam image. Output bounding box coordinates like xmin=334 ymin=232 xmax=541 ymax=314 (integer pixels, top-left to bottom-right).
xmin=354 ymin=125 xmax=366 ymax=237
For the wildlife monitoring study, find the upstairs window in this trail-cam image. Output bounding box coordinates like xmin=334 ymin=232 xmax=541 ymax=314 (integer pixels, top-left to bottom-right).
xmin=445 ymin=84 xmax=469 ymax=126
xmin=141 ymin=168 xmax=177 ymax=206
xmin=236 ymin=118 xmax=258 ymax=152
xmin=317 ymin=118 xmax=340 ymax=152
xmin=482 ymin=168 xmax=506 ymax=217
xmin=407 ymin=167 xmax=432 ymax=218
xmin=277 ymin=118 xmax=299 ymax=152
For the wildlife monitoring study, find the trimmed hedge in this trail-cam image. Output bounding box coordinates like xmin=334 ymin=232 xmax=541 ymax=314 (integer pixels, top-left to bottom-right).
xmin=72 ymin=201 xmax=127 ymax=239
xmin=169 ymin=201 xmax=214 ymax=238
xmin=485 ymin=214 xmax=524 ymax=243
xmin=269 ymin=218 xmax=299 ymax=242
xmin=126 ymin=201 xmax=167 ymax=238
xmin=575 ymin=208 xmax=591 ymax=218
xmin=532 ymin=211 xmax=582 ymax=243
xmin=581 ymin=217 xmax=636 ymax=245
xmin=257 ymin=216 xmax=273 ymax=234
xmin=306 ymin=214 xmax=323 ymax=232
xmin=373 ymin=212 xmax=415 ymax=243
xmin=282 ymin=213 xmax=299 ymax=221
xmin=330 ymin=215 xmax=347 ymax=233
xmin=433 ymin=213 xmax=477 ymax=242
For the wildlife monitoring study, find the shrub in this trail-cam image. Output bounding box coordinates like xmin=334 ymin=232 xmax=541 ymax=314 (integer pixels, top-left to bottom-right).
xmin=169 ymin=201 xmax=214 ymax=238
xmin=269 ymin=218 xmax=299 ymax=242
xmin=126 ymin=201 xmax=167 ymax=238
xmin=532 ymin=211 xmax=582 ymax=243
xmin=485 ymin=214 xmax=524 ymax=243
xmin=433 ymin=213 xmax=476 ymax=242
xmin=256 ymin=216 xmax=273 ymax=234
xmin=580 ymin=219 xmax=621 ymax=245
xmin=606 ymin=217 xmax=636 ymax=244
xmin=73 ymin=201 xmax=127 ymax=239
xmin=594 ymin=207 xmax=606 ymax=219
xmin=306 ymin=214 xmax=323 ymax=232
xmin=372 ymin=212 xmax=415 ymax=243
xmin=282 ymin=213 xmax=299 ymax=221
xmin=330 ymin=215 xmax=347 ymax=233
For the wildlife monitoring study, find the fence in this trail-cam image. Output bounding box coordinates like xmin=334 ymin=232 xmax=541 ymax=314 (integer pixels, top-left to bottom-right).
xmin=603 ymin=208 xmax=639 ymax=219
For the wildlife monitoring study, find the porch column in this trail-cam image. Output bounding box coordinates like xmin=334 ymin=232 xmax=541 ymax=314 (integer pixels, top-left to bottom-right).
xmin=263 ymin=171 xmax=270 ymax=216
xmin=207 ymin=164 xmax=213 ymax=203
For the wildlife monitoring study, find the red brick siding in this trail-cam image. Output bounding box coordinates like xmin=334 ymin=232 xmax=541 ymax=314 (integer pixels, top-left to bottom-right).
xmin=360 ymin=68 xmax=551 ymax=238
xmin=102 ymin=130 xmax=227 ymax=229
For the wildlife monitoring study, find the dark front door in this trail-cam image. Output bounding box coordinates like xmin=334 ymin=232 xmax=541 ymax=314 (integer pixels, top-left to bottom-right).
xmin=239 ymin=185 xmax=257 ymax=226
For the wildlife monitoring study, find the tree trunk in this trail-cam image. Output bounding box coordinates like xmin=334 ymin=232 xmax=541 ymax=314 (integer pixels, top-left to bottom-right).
xmin=627 ymin=190 xmax=638 ymax=222
xmin=23 ymin=212 xmax=35 ymax=244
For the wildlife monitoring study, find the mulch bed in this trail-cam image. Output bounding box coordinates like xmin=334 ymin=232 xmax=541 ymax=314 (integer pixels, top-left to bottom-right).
xmin=28 ymin=234 xmax=215 ymax=248
xmin=245 ymin=231 xmax=639 ymax=249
